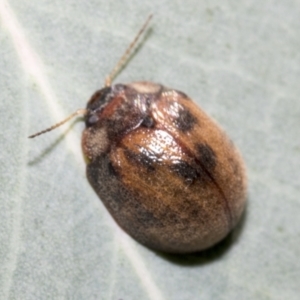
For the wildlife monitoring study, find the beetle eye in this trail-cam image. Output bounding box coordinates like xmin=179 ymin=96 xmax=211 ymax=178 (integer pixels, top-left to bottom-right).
xmin=85 ymin=112 xmax=100 ymax=127
xmin=89 ymin=114 xmax=99 ymax=124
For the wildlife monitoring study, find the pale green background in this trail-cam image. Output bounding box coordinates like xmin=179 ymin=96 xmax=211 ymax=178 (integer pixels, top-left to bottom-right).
xmin=1 ymin=0 xmax=299 ymax=299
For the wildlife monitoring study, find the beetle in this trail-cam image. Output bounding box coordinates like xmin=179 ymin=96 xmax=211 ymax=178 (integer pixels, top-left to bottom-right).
xmin=29 ymin=15 xmax=247 ymax=253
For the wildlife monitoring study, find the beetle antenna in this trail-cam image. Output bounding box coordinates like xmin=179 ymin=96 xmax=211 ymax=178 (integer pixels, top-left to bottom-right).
xmin=105 ymin=14 xmax=153 ymax=87
xmin=28 ymin=108 xmax=88 ymax=138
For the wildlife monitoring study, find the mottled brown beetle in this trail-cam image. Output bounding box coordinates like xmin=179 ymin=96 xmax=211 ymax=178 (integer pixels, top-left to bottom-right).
xmin=29 ymin=15 xmax=247 ymax=253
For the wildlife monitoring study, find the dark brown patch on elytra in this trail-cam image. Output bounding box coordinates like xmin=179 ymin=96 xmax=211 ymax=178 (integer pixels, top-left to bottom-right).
xmin=170 ymin=161 xmax=198 ymax=183
xmin=108 ymin=161 xmax=118 ymax=177
xmin=174 ymin=108 xmax=197 ymax=132
xmin=124 ymin=148 xmax=156 ymax=172
xmin=195 ymin=143 xmax=233 ymax=227
xmin=196 ymin=143 xmax=217 ymax=172
xmin=87 ymin=154 xmax=127 ymax=207
xmin=134 ymin=207 xmax=164 ymax=228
